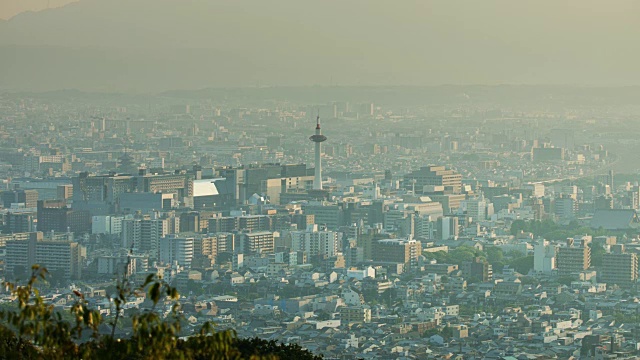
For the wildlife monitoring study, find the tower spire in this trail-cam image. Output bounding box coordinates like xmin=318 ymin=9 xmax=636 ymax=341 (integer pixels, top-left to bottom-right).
xmin=309 ymin=112 xmax=327 ymax=190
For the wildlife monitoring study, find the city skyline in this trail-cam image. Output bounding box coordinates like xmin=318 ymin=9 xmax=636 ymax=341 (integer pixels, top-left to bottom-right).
xmin=3 ymin=1 xmax=640 ymax=358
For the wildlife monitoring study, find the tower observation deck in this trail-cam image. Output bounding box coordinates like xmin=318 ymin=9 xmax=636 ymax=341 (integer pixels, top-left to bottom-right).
xmin=309 ymin=115 xmax=327 ymax=190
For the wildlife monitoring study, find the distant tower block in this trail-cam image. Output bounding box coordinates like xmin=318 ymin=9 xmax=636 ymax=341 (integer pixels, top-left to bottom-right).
xmin=609 ymin=170 xmax=614 ymax=191
xmin=309 ymin=114 xmax=327 ymax=190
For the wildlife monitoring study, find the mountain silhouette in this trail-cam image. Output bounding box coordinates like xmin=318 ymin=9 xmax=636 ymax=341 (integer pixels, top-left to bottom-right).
xmin=1 ymin=0 xmax=640 ymax=92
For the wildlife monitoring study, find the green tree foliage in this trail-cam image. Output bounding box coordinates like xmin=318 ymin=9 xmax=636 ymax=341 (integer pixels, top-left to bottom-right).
xmin=509 ymin=219 xmax=613 ymax=240
xmin=423 ymin=250 xmax=449 ymax=264
xmin=235 ymin=338 xmax=322 ymax=360
xmin=421 ymin=326 xmax=454 ymax=340
xmin=0 ymin=265 xmax=321 ymax=360
xmin=485 ymin=246 xmax=505 ymax=272
xmin=486 ymin=247 xmax=504 ymax=264
xmin=509 ymin=219 xmax=528 ymax=236
xmin=451 ymin=246 xmax=486 ymax=264
xmin=423 ymin=246 xmax=485 ymax=266
xmin=508 ymin=256 xmax=534 ymax=275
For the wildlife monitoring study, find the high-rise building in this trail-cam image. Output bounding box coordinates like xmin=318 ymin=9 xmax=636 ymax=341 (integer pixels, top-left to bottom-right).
xmin=533 ymin=240 xmax=556 ymax=274
xmin=524 ymin=183 xmax=545 ymax=198
xmin=1 ymin=188 xmax=38 ymax=209
xmin=373 ymin=238 xmax=422 ymax=270
xmin=179 ymin=211 xmax=201 ymax=233
xmin=238 ymin=215 xmax=272 ymax=232
xmin=56 ymin=184 xmax=73 ymax=201
xmin=532 ymin=199 xmax=545 ymax=221
xmin=73 ymin=172 xmax=136 ymax=204
xmin=213 ymin=164 xmax=313 ymax=207
xmin=216 ymin=167 xmax=245 ymax=206
xmin=608 ymin=170 xmax=615 ymax=192
xmin=91 ymin=215 xmax=124 ymax=235
xmin=208 ymin=216 xmax=238 ymax=233
xmin=72 ymin=171 xmax=193 ymax=214
xmin=137 ymin=172 xmax=193 ymax=198
xmin=356 ymin=231 xmax=376 ymax=261
xmin=554 ymin=195 xmax=577 ymax=221
xmin=436 ymin=216 xmax=459 ymax=240
xmin=414 ymin=215 xmax=434 ymax=240
xmin=383 ymin=209 xmax=411 ymax=232
xmin=403 ymin=165 xmax=462 ymax=195
xmin=344 ymin=245 xmax=364 ymax=267
xmin=430 ymin=194 xmax=467 ymax=214
xmin=303 ymin=204 xmax=344 ymax=230
xmin=159 ymin=235 xmax=194 ymax=267
xmin=600 ymin=244 xmax=638 ymax=286
xmin=118 ymin=192 xmax=174 ymax=213
xmin=628 ymin=186 xmax=640 ymax=209
xmin=121 ymin=216 xmax=170 ymax=259
xmin=339 ymin=305 xmax=372 ymax=324
xmin=37 ymin=200 xmax=91 ymax=234
xmin=5 ymin=212 xmax=36 ymax=233
xmin=4 ymin=232 xmax=42 ymax=277
xmin=290 ymin=224 xmax=340 ymax=258
xmin=35 ymin=239 xmax=84 ymax=280
xmin=236 ymin=231 xmax=274 ymax=254
xmin=561 ymin=185 xmax=578 ymax=200
xmin=5 ymin=232 xmax=84 ymax=280
xmin=461 ymin=257 xmax=493 ymax=282
xmin=206 ymin=214 xmax=274 ymax=233
xmin=557 ymin=239 xmax=591 ymax=276
xmin=465 ymin=197 xmax=487 ymax=223
xmin=215 ymin=233 xmax=235 ymax=254
xmin=292 ymin=213 xmax=315 ymax=231
xmin=192 ymin=235 xmax=217 ymax=268
xmin=0 ymin=232 xmax=39 ymax=249
xmin=97 ymin=255 xmax=136 ymax=277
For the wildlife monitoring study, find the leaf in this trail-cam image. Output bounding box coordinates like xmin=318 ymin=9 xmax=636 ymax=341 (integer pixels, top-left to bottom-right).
xmin=149 ymin=283 xmax=161 ymax=304
xmin=144 ymin=274 xmax=155 ymax=287
xmin=170 ymin=288 xmax=179 ymax=300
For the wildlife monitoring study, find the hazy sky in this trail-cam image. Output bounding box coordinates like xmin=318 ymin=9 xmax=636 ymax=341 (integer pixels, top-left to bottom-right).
xmin=0 ymin=0 xmax=77 ymax=20
xmin=1 ymin=0 xmax=640 ymax=92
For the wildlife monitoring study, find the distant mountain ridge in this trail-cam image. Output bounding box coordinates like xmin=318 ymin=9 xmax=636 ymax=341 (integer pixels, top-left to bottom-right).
xmin=0 ymin=0 xmax=78 ymax=20
xmin=1 ymin=0 xmax=640 ymax=92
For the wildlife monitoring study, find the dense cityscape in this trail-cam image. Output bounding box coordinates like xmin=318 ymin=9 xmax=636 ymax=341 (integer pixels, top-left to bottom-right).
xmin=3 ymin=1 xmax=640 ymax=359
xmin=1 ymin=86 xmax=640 ymax=358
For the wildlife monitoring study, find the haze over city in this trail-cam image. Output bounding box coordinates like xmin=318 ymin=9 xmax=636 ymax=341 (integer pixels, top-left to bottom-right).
xmin=2 ymin=1 xmax=640 ymax=359
xmin=2 ymin=0 xmax=640 ymax=91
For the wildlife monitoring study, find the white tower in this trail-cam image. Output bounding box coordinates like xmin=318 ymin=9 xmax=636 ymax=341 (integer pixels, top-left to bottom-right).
xmin=309 ymin=114 xmax=327 ymax=190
